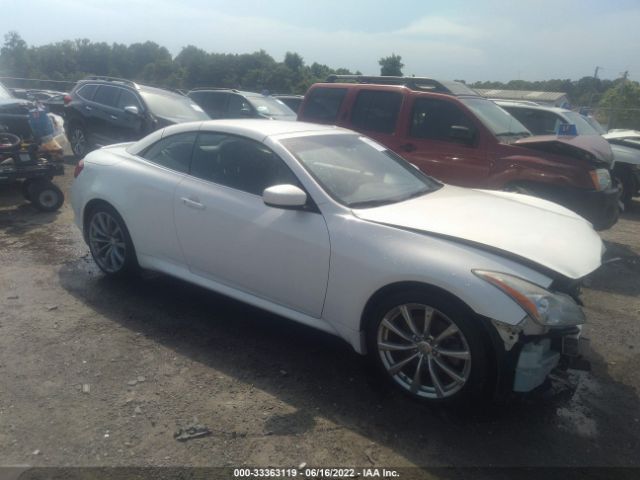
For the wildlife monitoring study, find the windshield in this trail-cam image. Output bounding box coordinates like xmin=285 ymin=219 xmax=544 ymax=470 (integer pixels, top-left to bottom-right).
xmin=280 ymin=134 xmax=440 ymax=208
xmin=563 ymin=111 xmax=602 ymax=136
xmin=248 ymin=95 xmax=296 ymax=118
xmin=582 ymin=115 xmax=607 ymax=134
xmin=0 ymin=83 xmax=12 ymax=99
xmin=140 ymin=91 xmax=209 ymax=121
xmin=461 ymin=98 xmax=531 ymax=138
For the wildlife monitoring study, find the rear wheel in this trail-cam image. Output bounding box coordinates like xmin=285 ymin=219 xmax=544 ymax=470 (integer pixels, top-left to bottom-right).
xmin=365 ymin=289 xmax=493 ymax=404
xmin=69 ymin=123 xmax=88 ymax=158
xmin=86 ymin=204 xmax=138 ymax=276
xmin=30 ymin=180 xmax=64 ymax=212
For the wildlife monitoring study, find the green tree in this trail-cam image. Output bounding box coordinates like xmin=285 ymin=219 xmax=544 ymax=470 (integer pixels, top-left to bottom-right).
xmin=378 ymin=54 xmax=403 ymax=76
xmin=599 ymin=80 xmax=640 ymax=129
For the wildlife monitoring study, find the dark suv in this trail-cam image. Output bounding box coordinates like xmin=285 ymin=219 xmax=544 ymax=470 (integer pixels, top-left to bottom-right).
xmin=298 ymin=75 xmax=620 ymax=230
xmin=187 ymin=88 xmax=296 ymax=121
xmin=64 ymin=76 xmax=209 ymax=157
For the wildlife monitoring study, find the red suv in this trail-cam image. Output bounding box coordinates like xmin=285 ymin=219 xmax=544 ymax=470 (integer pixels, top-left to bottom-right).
xmin=298 ymin=76 xmax=619 ymax=230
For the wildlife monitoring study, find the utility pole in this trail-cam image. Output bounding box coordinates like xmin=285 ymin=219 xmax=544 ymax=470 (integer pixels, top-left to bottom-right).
xmin=588 ymin=67 xmax=603 ymax=108
xmin=593 ymin=66 xmax=601 ymax=79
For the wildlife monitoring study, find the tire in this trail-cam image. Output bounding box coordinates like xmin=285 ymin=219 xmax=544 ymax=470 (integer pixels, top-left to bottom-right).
xmin=365 ymin=288 xmax=494 ymax=405
xmin=30 ymin=180 xmax=64 ymax=212
xmin=21 ymin=178 xmax=38 ymax=201
xmin=613 ymin=167 xmax=635 ymax=210
xmin=68 ymin=123 xmax=89 ymax=158
xmin=86 ymin=204 xmax=139 ymax=276
xmin=0 ymin=132 xmax=21 ymax=150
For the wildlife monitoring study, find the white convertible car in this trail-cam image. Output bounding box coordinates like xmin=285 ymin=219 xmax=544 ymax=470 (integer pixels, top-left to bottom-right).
xmin=71 ymin=120 xmax=603 ymax=404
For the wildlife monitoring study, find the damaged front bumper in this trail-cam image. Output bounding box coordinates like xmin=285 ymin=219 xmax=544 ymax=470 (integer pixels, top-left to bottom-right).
xmin=512 ymin=326 xmax=582 ymax=392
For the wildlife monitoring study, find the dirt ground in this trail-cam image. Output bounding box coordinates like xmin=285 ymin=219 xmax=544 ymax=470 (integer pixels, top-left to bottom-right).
xmin=1 ymin=162 xmax=639 ymax=477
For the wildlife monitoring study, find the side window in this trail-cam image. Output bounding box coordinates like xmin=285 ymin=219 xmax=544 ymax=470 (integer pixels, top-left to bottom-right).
xmin=77 ymin=84 xmax=98 ymax=101
xmin=140 ymin=132 xmax=197 ymax=173
xmin=190 ymin=92 xmax=227 ymax=118
xmin=191 ymin=132 xmax=300 ymax=196
xmin=303 ymin=87 xmax=347 ymax=122
xmin=227 ymin=95 xmax=253 ymax=118
xmin=351 ymin=90 xmax=402 ymax=133
xmin=93 ymin=86 xmax=120 ymax=107
xmin=506 ymin=108 xmax=560 ymax=135
xmin=410 ymin=98 xmax=476 ymax=143
xmin=117 ymin=89 xmax=141 ymax=110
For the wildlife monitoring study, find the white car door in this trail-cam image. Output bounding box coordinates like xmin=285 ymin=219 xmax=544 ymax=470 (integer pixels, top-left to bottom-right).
xmin=174 ymin=132 xmax=331 ymax=318
xmin=125 ymin=131 xmax=197 ymax=265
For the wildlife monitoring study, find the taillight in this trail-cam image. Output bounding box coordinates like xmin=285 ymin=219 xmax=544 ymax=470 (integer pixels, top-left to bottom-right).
xmin=63 ymin=94 xmax=72 ymax=105
xmin=74 ymin=159 xmax=84 ymax=178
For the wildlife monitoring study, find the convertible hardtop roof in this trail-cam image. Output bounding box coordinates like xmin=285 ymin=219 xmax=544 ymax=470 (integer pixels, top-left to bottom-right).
xmin=199 ymin=119 xmax=347 ymax=138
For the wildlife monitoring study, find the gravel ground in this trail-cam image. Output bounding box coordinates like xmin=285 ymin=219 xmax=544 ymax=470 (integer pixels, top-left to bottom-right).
xmin=0 ymin=163 xmax=639 ymax=478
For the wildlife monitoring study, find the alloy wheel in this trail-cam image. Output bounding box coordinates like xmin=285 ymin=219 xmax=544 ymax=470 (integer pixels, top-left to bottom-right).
xmin=88 ymin=211 xmax=127 ymax=273
xmin=377 ymin=303 xmax=472 ymax=399
xmin=71 ymin=127 xmax=86 ymax=157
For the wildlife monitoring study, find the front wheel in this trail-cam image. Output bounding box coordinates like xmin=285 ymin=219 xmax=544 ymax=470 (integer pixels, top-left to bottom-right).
xmin=87 ymin=204 xmax=138 ymax=276
xmin=613 ymin=167 xmax=636 ymax=210
xmin=365 ymin=289 xmax=494 ymax=404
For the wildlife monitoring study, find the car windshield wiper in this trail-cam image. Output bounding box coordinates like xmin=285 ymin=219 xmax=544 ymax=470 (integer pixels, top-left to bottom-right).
xmin=496 ymin=131 xmax=531 ymax=137
xmin=349 ymin=188 xmax=431 ymax=209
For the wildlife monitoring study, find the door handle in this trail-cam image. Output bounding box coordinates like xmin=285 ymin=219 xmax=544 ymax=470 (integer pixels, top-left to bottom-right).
xmin=180 ymin=196 xmax=205 ymax=210
xmin=400 ymin=143 xmax=416 ymax=152
xmin=84 ymin=105 xmax=92 ymax=111
xmin=110 ymin=114 xmax=118 ymax=120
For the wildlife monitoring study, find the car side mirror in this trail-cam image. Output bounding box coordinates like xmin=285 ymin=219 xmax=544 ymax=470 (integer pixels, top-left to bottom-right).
xmin=124 ymin=105 xmax=140 ymax=116
xmin=450 ymin=125 xmax=474 ymax=144
xmin=263 ymin=184 xmax=307 ymax=209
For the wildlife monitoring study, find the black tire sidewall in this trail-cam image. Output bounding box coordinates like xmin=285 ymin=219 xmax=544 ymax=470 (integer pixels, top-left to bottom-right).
xmin=365 ymin=288 xmax=494 ymax=405
xmin=87 ymin=204 xmax=138 ymax=276
xmin=70 ymin=123 xmax=88 ymax=158
xmin=30 ymin=180 xmax=64 ymax=212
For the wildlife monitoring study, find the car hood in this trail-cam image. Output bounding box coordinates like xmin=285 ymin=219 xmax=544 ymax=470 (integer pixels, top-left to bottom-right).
xmin=0 ymin=97 xmax=31 ymax=112
xmin=514 ymin=134 xmax=614 ymax=166
xmin=353 ymin=185 xmax=603 ymax=280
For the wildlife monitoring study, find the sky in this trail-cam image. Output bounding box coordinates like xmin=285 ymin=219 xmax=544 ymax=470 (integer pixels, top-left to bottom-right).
xmin=1 ymin=0 xmax=639 ymax=82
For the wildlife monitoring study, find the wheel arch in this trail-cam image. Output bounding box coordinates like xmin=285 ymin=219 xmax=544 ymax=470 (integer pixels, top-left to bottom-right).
xmin=359 ymin=281 xmax=499 ymax=355
xmin=82 ymin=198 xmax=120 ymax=242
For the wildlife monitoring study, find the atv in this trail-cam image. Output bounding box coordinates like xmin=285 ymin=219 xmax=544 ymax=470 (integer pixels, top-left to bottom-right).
xmin=0 ymin=131 xmax=64 ymax=212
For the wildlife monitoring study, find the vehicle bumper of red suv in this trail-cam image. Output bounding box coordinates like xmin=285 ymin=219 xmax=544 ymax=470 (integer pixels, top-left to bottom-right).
xmin=561 ymin=185 xmax=620 ymax=231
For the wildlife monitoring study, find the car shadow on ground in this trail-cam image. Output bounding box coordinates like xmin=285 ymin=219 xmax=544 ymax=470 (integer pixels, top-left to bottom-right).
xmin=57 ymin=259 xmax=640 ymax=470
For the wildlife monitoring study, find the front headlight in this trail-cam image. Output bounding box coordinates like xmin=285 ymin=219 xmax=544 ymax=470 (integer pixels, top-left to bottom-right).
xmin=473 ymin=270 xmax=585 ymax=327
xmin=590 ymin=168 xmax=611 ymax=190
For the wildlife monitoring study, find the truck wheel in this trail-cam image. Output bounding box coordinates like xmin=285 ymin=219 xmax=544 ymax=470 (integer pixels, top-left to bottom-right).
xmin=30 ymin=180 xmax=64 ymax=212
xmin=613 ymin=167 xmax=635 ymax=210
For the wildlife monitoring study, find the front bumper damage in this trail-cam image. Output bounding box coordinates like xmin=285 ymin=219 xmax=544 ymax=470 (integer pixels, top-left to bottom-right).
xmin=488 ymin=309 xmax=587 ymax=398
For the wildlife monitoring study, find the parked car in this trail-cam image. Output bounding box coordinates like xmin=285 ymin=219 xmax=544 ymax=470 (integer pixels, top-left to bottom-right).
xmin=298 ymin=76 xmax=619 ymax=230
xmin=0 ymin=82 xmax=36 ymax=139
xmin=497 ymin=100 xmax=640 ymax=208
xmin=64 ymin=76 xmax=209 ymax=158
xmin=187 ymin=88 xmax=297 ymax=120
xmin=273 ymin=94 xmax=304 ymax=113
xmin=71 ymin=119 xmax=603 ymax=404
